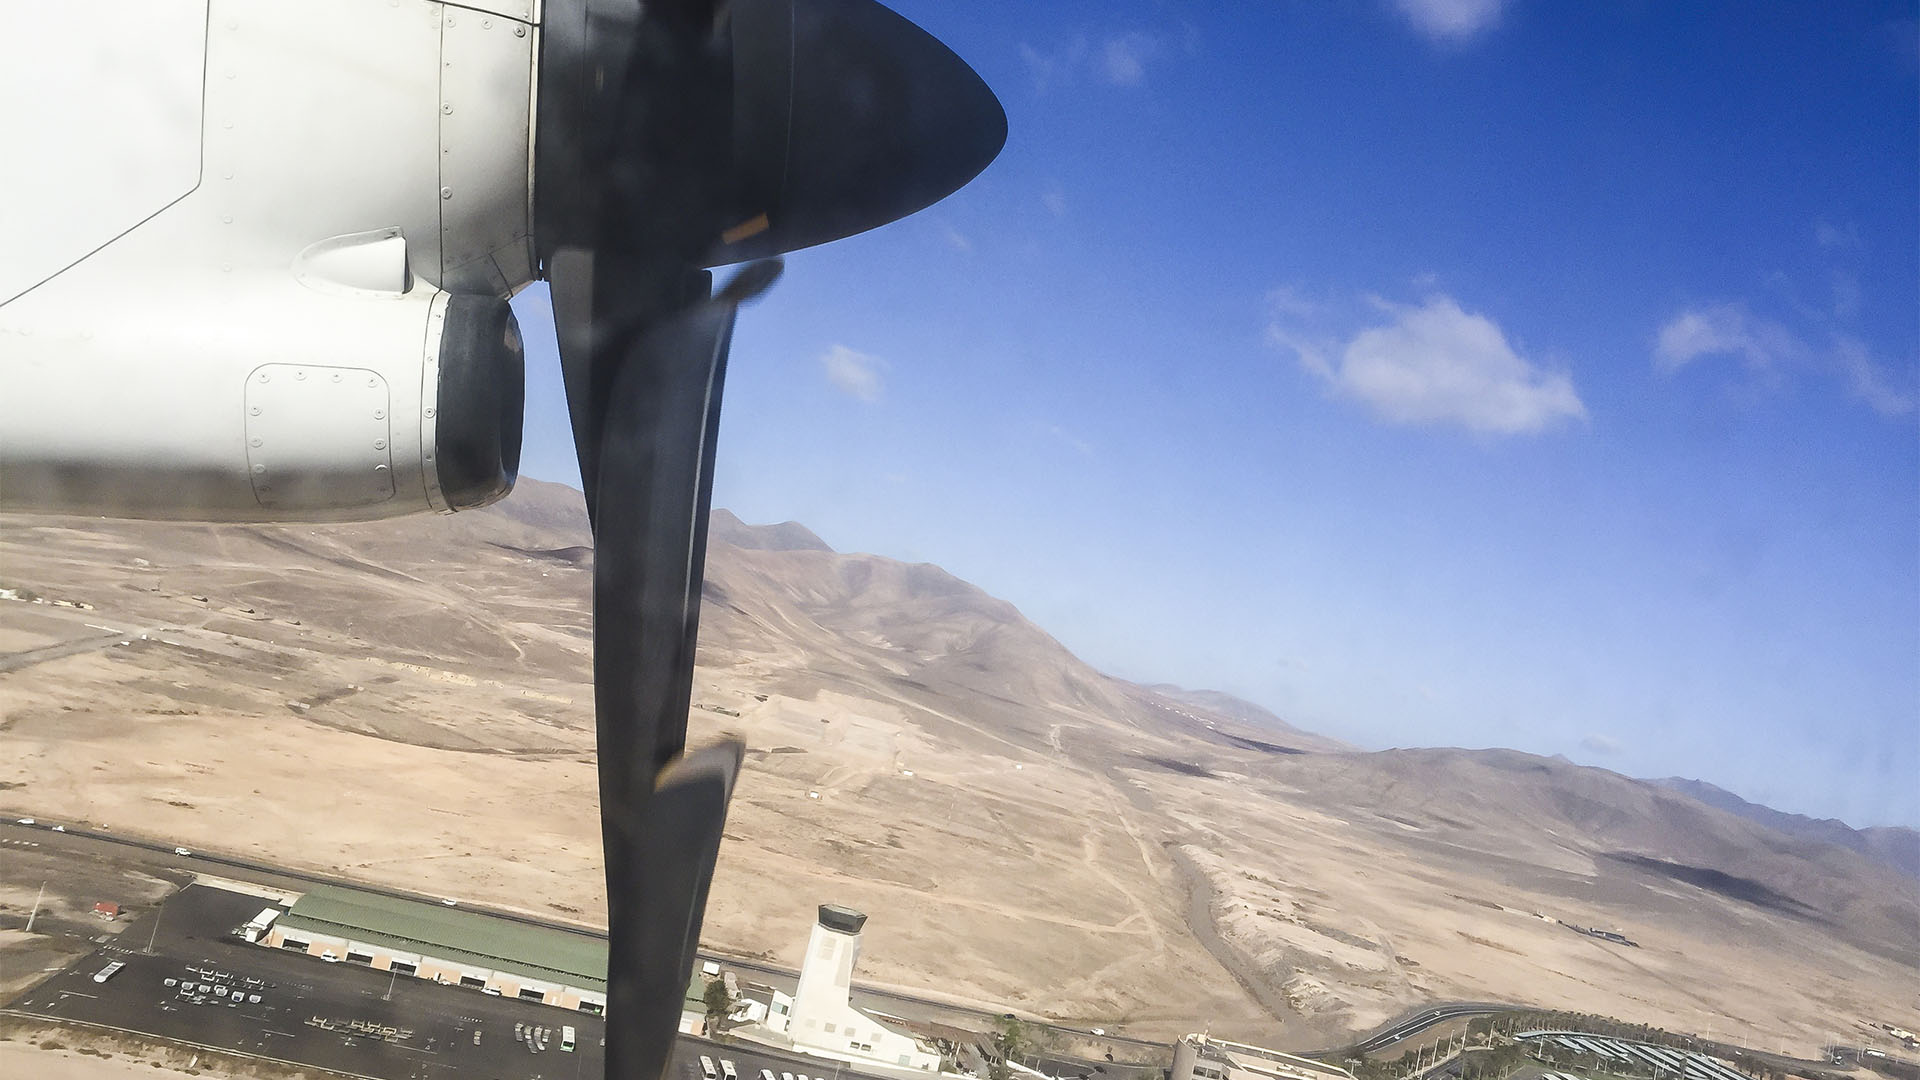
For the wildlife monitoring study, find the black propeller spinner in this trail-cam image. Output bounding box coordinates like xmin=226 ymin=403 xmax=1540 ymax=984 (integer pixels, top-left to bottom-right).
xmin=530 ymin=3 xmax=1005 ymax=1078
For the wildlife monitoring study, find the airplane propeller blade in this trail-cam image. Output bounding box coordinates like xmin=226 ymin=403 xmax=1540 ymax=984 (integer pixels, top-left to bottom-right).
xmin=532 ymin=2 xmax=1004 ymax=1076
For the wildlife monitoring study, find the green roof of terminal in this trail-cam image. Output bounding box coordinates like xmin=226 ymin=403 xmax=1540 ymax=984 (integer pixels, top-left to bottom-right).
xmin=277 ymin=884 xmax=609 ymax=993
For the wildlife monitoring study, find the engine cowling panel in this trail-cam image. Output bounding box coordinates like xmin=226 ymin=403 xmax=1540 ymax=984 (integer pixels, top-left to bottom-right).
xmin=0 ymin=0 xmax=534 ymax=522
xmin=0 ymin=288 xmax=522 ymax=522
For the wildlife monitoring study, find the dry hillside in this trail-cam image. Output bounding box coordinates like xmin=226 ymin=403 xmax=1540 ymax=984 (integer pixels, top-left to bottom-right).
xmin=0 ymin=478 xmax=1912 ymax=1052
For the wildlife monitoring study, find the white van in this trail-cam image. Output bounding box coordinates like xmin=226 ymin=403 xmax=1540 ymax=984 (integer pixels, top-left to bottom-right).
xmin=700 ymin=1056 xmax=718 ymax=1080
xmin=722 ymin=1060 xmax=738 ymax=1080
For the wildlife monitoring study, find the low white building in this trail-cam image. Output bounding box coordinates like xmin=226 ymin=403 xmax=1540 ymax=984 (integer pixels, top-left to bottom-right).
xmin=1172 ymin=1034 xmax=1353 ymax=1080
xmin=787 ymin=905 xmax=941 ymax=1072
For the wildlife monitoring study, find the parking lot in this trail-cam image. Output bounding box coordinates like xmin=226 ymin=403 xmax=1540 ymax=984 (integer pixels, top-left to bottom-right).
xmin=5 ymin=882 xmax=900 ymax=1080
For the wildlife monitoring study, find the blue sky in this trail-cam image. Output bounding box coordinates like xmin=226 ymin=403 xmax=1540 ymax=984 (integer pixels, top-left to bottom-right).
xmin=512 ymin=1 xmax=1920 ymax=828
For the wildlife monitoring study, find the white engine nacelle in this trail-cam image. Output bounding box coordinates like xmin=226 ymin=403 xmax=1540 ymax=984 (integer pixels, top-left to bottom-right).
xmin=0 ymin=0 xmax=536 ymax=520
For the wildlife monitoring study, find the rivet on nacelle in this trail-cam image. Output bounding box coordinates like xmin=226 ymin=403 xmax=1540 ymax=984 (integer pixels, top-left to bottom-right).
xmin=441 ymin=187 xmax=453 ymax=200
xmin=250 ymin=438 xmax=262 ymax=448
xmin=250 ymin=407 xmax=261 ymax=416
xmin=424 ymin=408 xmax=436 ymax=419
xmin=373 ymin=409 xmax=386 ymax=420
xmin=294 ymin=371 xmax=305 ymax=380
xmin=252 ymin=464 xmax=266 ymax=475
xmin=258 ymin=373 xmax=269 ymax=382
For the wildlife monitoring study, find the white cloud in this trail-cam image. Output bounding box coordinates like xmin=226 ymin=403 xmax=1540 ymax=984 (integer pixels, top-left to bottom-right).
xmin=1814 ymin=219 xmax=1863 ymax=252
xmin=941 ymin=224 xmax=973 ymax=253
xmin=1395 ymin=0 xmax=1508 ymax=43
xmin=820 ymin=345 xmax=887 ymax=403
xmin=1273 ymin=294 xmax=1586 ymax=435
xmin=1041 ymin=187 xmax=1068 ymax=218
xmin=1265 ymin=284 xmax=1321 ymax=322
xmin=1018 ymin=37 xmax=1086 ymax=95
xmin=1653 ymin=304 xmax=1916 ymax=416
xmin=1046 ymin=424 xmax=1096 ymax=458
xmin=1023 ymin=31 xmax=1179 ymax=93
xmin=1653 ymin=302 xmax=1802 ymax=374
xmin=1580 ymin=733 xmax=1623 ymax=755
xmin=1833 ymin=336 xmax=1917 ymax=417
xmin=1829 ymin=271 xmax=1862 ymax=321
xmin=1102 ymin=33 xmax=1161 ymax=86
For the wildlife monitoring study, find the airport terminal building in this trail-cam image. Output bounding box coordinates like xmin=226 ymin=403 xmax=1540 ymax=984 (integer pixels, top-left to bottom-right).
xmin=259 ymin=884 xmax=609 ymax=1014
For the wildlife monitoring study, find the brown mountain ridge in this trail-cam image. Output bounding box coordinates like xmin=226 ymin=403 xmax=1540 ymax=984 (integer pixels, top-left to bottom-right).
xmin=0 ymin=477 xmax=1912 ymax=1050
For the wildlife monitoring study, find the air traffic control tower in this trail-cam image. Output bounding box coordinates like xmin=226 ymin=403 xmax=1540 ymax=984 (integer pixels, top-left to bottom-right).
xmin=788 ymin=905 xmax=939 ymax=1070
xmin=792 ymin=904 xmax=867 ymax=1031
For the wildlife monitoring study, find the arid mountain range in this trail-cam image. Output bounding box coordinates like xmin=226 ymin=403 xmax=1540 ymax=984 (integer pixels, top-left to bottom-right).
xmin=1650 ymin=776 xmax=1919 ymax=881
xmin=0 ymin=478 xmax=1913 ymax=1052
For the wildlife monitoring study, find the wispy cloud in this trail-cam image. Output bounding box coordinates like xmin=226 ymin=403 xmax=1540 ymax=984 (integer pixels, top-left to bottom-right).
xmin=1581 ymin=733 xmax=1623 ymax=755
xmin=1020 ymin=29 xmax=1177 ymax=93
xmin=1040 ymin=186 xmax=1068 ymax=218
xmin=940 ymin=223 xmax=973 ymax=253
xmin=1265 ymin=284 xmax=1321 ymax=322
xmin=1269 ymin=290 xmax=1585 ymax=436
xmin=1046 ymin=424 xmax=1096 ymax=458
xmin=1655 ymin=247 xmax=1916 ymax=418
xmin=821 ymin=345 xmax=887 ymax=403
xmin=1654 ymin=302 xmax=1800 ymax=375
xmin=1834 ymin=336 xmax=1917 ymax=416
xmin=1394 ymin=0 xmax=1509 ymax=43
xmin=1018 ymin=37 xmax=1086 ymax=95
xmin=1814 ymin=219 xmax=1863 ymax=252
xmin=1655 ymin=306 xmax=1915 ymax=416
xmin=1102 ymin=33 xmax=1162 ymax=86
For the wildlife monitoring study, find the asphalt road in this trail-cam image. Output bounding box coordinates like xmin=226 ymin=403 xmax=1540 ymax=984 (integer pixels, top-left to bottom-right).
xmin=1337 ymin=1003 xmax=1514 ymax=1054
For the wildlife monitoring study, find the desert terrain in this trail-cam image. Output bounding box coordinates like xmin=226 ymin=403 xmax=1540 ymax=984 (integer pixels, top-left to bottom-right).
xmin=0 ymin=479 xmax=1914 ymax=1053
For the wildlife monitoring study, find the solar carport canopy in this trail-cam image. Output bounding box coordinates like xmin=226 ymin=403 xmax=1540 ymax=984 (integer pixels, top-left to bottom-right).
xmin=276 ymin=884 xmax=607 ymax=993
